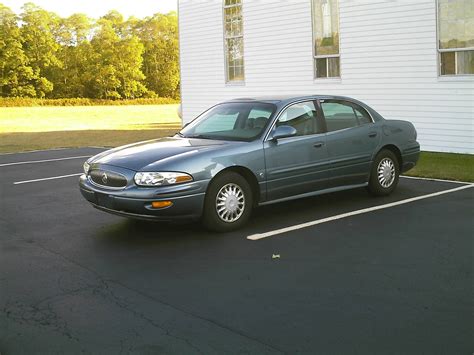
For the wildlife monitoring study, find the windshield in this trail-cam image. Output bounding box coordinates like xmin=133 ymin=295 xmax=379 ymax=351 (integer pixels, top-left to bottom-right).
xmin=179 ymin=102 xmax=276 ymax=141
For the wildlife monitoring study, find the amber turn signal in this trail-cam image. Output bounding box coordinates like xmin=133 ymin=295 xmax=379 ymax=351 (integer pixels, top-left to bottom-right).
xmin=175 ymin=175 xmax=193 ymax=183
xmin=151 ymin=201 xmax=173 ymax=209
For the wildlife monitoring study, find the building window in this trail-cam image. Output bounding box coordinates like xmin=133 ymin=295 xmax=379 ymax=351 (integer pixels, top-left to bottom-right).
xmin=224 ymin=0 xmax=245 ymax=82
xmin=312 ymin=0 xmax=340 ymax=78
xmin=438 ymin=0 xmax=474 ymax=75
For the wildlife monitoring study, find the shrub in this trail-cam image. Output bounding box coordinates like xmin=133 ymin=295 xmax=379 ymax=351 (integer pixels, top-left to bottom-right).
xmin=0 ymin=97 xmax=180 ymax=107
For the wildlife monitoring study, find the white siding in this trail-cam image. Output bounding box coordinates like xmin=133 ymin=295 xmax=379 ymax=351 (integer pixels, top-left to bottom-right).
xmin=179 ymin=0 xmax=474 ymax=153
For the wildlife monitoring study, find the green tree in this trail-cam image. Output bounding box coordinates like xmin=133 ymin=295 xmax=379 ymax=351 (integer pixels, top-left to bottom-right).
xmin=115 ymin=35 xmax=147 ymax=98
xmin=101 ymin=10 xmax=125 ymax=36
xmin=134 ymin=12 xmax=180 ymax=98
xmin=0 ymin=4 xmax=180 ymax=100
xmin=0 ymin=3 xmax=38 ymax=97
xmin=86 ymin=18 xmax=121 ymax=99
xmin=87 ymin=14 xmax=146 ymax=99
xmin=20 ymin=2 xmax=61 ymax=97
xmin=52 ymin=13 xmax=92 ymax=97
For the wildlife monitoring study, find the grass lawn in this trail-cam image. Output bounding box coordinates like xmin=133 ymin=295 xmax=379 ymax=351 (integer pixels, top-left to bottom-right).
xmin=0 ymin=104 xmax=180 ymax=132
xmin=405 ymin=152 xmax=474 ymax=182
xmin=0 ymin=129 xmax=180 ymax=153
xmin=0 ymin=104 xmax=182 ymax=154
xmin=0 ymin=104 xmax=472 ymax=182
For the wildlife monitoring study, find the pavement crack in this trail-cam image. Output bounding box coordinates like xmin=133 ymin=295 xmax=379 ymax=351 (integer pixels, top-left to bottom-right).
xmin=28 ymin=241 xmax=284 ymax=354
xmin=97 ymin=276 xmax=205 ymax=354
xmin=2 ymin=300 xmax=79 ymax=342
xmin=107 ymin=278 xmax=285 ymax=354
xmin=27 ymin=242 xmax=205 ymax=353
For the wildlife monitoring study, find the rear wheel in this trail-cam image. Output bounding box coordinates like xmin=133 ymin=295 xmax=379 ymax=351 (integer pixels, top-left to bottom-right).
xmin=202 ymin=172 xmax=253 ymax=232
xmin=368 ymin=149 xmax=400 ymax=196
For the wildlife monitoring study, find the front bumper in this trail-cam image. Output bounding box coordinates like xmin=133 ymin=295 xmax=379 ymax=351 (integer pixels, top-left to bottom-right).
xmin=79 ymin=174 xmax=207 ymax=221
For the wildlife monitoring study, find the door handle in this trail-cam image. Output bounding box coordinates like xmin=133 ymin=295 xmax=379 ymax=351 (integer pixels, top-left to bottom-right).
xmin=368 ymin=132 xmax=377 ymax=138
xmin=313 ymin=142 xmax=325 ymax=148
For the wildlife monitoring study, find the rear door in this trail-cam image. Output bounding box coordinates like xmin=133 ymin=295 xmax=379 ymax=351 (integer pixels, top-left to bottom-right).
xmin=263 ymin=101 xmax=329 ymax=201
xmin=319 ymin=99 xmax=380 ymax=187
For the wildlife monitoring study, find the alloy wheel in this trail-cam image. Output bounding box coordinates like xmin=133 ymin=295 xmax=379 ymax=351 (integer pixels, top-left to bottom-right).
xmin=377 ymin=158 xmax=395 ymax=188
xmin=215 ymin=183 xmax=245 ymax=223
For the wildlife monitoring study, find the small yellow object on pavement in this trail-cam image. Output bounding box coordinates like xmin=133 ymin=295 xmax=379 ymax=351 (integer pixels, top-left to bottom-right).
xmin=272 ymin=254 xmax=280 ymax=259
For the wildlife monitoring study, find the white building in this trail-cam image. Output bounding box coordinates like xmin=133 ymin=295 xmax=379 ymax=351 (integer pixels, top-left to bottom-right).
xmin=178 ymin=0 xmax=474 ymax=154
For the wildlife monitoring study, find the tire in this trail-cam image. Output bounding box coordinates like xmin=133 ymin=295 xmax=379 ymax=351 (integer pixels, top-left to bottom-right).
xmin=368 ymin=149 xmax=400 ymax=196
xmin=202 ymin=172 xmax=253 ymax=232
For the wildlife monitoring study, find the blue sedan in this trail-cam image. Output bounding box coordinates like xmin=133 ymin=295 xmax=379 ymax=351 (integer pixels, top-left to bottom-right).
xmin=79 ymin=95 xmax=420 ymax=232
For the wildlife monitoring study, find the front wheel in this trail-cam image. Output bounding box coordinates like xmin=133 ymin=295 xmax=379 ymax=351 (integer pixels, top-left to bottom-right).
xmin=202 ymin=172 xmax=253 ymax=232
xmin=368 ymin=149 xmax=400 ymax=196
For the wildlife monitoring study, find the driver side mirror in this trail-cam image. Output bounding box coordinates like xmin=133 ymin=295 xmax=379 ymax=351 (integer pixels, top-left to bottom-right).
xmin=270 ymin=125 xmax=297 ymax=141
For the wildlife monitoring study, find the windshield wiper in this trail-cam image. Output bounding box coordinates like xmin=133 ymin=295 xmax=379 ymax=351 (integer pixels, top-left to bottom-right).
xmin=175 ymin=132 xmax=185 ymax=138
xmin=185 ymin=134 xmax=215 ymax=140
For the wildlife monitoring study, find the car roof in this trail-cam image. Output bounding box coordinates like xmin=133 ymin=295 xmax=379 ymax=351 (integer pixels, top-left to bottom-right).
xmin=223 ymin=94 xmax=384 ymax=122
xmin=225 ymin=94 xmax=358 ymax=105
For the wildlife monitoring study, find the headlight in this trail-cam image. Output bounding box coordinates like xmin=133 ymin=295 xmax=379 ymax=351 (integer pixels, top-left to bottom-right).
xmin=83 ymin=161 xmax=90 ymax=174
xmin=134 ymin=172 xmax=193 ymax=186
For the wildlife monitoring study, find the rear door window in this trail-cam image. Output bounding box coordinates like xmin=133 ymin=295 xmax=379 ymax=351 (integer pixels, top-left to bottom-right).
xmin=321 ymin=101 xmax=358 ymax=132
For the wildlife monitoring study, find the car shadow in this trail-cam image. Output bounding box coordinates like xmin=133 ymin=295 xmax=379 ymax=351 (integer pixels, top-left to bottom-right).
xmin=96 ymin=188 xmax=371 ymax=245
xmin=244 ymin=187 xmax=371 ymax=232
xmin=94 ymin=218 xmax=218 ymax=248
xmin=94 ymin=180 xmax=424 ymax=245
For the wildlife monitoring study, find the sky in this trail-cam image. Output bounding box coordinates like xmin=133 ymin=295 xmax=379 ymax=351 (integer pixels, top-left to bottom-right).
xmin=2 ymin=0 xmax=177 ymax=19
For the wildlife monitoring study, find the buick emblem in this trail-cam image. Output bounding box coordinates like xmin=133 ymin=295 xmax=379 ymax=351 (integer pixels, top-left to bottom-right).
xmin=101 ymin=172 xmax=108 ymax=184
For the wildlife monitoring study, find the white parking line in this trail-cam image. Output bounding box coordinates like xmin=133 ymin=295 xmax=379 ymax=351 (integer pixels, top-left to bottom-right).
xmin=400 ymin=175 xmax=470 ymax=185
xmin=13 ymin=173 xmax=83 ymax=185
xmin=0 ymin=147 xmax=71 ymax=156
xmin=0 ymin=155 xmax=90 ymax=167
xmin=247 ymin=184 xmax=473 ymax=241
xmin=0 ymin=147 xmax=107 ymax=156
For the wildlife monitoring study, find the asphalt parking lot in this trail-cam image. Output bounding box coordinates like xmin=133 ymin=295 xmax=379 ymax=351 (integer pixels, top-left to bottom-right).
xmin=0 ymin=147 xmax=473 ymax=354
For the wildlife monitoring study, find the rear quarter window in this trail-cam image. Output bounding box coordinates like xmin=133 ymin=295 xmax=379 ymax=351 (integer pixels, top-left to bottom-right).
xmin=353 ymin=106 xmax=372 ymax=125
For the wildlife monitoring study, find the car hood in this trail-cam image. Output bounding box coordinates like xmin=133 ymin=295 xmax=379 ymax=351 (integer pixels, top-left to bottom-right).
xmin=91 ymin=137 xmax=229 ymax=171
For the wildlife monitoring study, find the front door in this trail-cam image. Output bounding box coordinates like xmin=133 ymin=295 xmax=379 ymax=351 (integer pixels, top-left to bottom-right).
xmin=264 ymin=101 xmax=329 ymax=201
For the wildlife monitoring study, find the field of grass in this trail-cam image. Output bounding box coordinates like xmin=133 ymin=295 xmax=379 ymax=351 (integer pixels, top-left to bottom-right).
xmin=0 ymin=104 xmax=180 ymax=133
xmin=0 ymin=129 xmax=180 ymax=153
